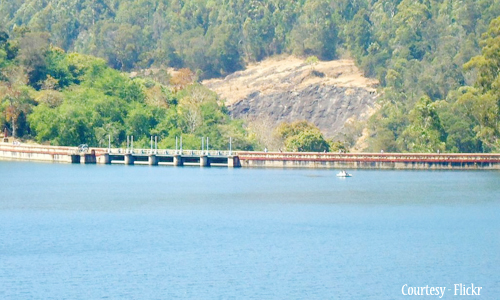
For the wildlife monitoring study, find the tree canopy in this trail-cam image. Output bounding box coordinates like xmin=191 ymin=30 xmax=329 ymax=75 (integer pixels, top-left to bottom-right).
xmin=0 ymin=32 xmax=255 ymax=150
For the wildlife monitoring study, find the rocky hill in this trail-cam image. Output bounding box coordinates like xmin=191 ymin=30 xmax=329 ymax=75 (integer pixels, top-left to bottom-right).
xmin=203 ymin=56 xmax=379 ymax=138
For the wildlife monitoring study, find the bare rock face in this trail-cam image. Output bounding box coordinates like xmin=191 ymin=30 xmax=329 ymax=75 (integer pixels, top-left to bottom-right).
xmin=229 ymin=85 xmax=376 ymax=138
xmin=203 ymin=56 xmax=378 ymax=138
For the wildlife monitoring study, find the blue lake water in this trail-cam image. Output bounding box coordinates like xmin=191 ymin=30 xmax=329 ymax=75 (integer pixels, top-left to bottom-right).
xmin=0 ymin=160 xmax=499 ymax=299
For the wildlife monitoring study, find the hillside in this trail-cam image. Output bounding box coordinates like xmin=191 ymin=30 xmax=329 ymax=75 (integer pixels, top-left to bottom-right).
xmin=204 ymin=56 xmax=378 ymax=138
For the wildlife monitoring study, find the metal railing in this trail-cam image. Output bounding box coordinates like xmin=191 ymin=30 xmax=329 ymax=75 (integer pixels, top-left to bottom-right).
xmin=103 ymin=148 xmax=233 ymax=157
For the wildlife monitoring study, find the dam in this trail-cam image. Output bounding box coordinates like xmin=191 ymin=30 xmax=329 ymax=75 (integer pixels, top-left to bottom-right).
xmin=237 ymin=151 xmax=500 ymax=169
xmin=1 ymin=142 xmax=500 ymax=169
xmin=0 ymin=143 xmax=240 ymax=168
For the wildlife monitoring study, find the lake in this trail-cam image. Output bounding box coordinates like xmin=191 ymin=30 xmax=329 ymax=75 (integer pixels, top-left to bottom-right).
xmin=0 ymin=161 xmax=499 ymax=299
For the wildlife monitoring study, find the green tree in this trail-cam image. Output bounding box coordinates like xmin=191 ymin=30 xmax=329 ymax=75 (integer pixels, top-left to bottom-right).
xmin=276 ymin=120 xmax=329 ymax=152
xmin=1 ymin=67 xmax=34 ymax=138
xmin=459 ymin=16 xmax=500 ymax=151
xmin=289 ymin=0 xmax=339 ymax=59
xmin=18 ymin=32 xmax=50 ymax=89
xmin=397 ymin=96 xmax=446 ymax=152
xmin=345 ymin=9 xmax=372 ymax=63
xmin=438 ymin=98 xmax=480 ymax=153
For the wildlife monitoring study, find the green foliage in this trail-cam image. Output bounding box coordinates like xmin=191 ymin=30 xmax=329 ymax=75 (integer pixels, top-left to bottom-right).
xmin=290 ymin=0 xmax=339 ymax=59
xmin=329 ymin=140 xmax=348 ymax=153
xmin=1 ymin=84 xmax=35 ymax=138
xmin=0 ymin=0 xmax=341 ymax=77
xmin=437 ymin=98 xmax=481 ymax=153
xmin=18 ymin=32 xmax=50 ymax=89
xmin=0 ymin=31 xmax=251 ymax=149
xmin=276 ymin=121 xmax=329 ymax=152
xmin=397 ymin=96 xmax=446 ymax=152
xmin=305 ymin=56 xmax=319 ymax=69
xmin=365 ymin=2 xmax=500 ymax=152
xmin=367 ymin=99 xmax=407 ymax=153
xmin=451 ymin=17 xmax=500 ymax=152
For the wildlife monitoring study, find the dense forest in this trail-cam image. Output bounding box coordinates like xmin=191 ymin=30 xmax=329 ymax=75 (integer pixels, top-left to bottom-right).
xmin=0 ymin=36 xmax=257 ymax=150
xmin=0 ymin=30 xmax=334 ymax=151
xmin=1 ymin=0 xmax=500 ymax=152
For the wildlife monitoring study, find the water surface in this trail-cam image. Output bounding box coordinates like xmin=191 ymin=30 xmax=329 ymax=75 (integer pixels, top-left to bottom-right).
xmin=0 ymin=161 xmax=499 ymax=299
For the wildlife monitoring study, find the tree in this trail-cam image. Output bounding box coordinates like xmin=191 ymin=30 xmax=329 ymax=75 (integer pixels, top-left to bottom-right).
xmin=329 ymin=140 xmax=348 ymax=153
xmin=289 ymin=0 xmax=339 ymax=60
xmin=247 ymin=116 xmax=282 ymax=151
xmin=95 ymin=22 xmax=143 ymax=70
xmin=28 ymin=103 xmax=59 ymax=143
xmin=1 ymin=67 xmax=34 ymax=138
xmin=18 ymin=32 xmax=50 ymax=89
xmin=178 ymin=83 xmax=223 ymax=134
xmin=170 ymin=68 xmax=196 ymax=91
xmin=460 ymin=16 xmax=500 ymax=151
xmin=285 ymin=130 xmax=330 ymax=152
xmin=125 ymin=103 xmax=154 ymax=139
xmin=345 ymin=9 xmax=372 ymax=63
xmin=437 ymin=98 xmax=481 ymax=152
xmin=34 ymin=75 xmax=63 ymax=108
xmin=397 ymin=96 xmax=446 ymax=152
xmin=390 ymin=0 xmax=432 ymax=61
xmin=276 ymin=120 xmax=329 ymax=152
xmin=305 ymin=55 xmax=319 ymax=70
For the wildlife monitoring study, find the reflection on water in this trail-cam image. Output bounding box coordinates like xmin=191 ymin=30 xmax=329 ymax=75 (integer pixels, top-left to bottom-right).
xmin=0 ymin=161 xmax=499 ymax=299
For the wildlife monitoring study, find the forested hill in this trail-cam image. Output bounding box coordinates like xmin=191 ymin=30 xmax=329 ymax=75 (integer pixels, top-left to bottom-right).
xmin=1 ymin=1 xmax=497 ymax=79
xmin=1 ymin=0 xmax=500 ymax=152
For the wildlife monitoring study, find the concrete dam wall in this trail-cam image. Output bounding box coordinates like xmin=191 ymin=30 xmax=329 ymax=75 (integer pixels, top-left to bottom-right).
xmin=1 ymin=143 xmax=500 ymax=170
